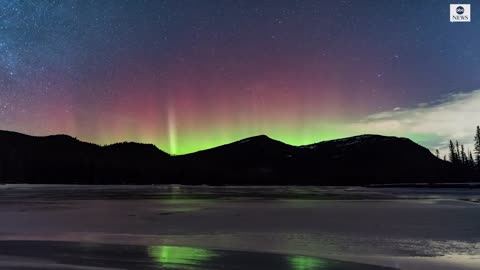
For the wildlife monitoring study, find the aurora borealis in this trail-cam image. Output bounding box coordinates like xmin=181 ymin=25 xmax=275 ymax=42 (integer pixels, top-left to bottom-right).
xmin=1 ymin=1 xmax=480 ymax=154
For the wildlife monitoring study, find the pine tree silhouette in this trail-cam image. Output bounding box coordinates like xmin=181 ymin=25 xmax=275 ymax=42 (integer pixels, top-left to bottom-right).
xmin=456 ymin=141 xmax=461 ymax=164
xmin=449 ymin=140 xmax=458 ymax=164
xmin=469 ymin=151 xmax=475 ymax=168
xmin=461 ymin=144 xmax=467 ymax=165
xmin=475 ymin=126 xmax=480 ymax=169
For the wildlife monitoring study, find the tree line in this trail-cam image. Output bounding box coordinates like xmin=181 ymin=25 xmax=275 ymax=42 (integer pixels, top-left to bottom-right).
xmin=437 ymin=126 xmax=480 ymax=169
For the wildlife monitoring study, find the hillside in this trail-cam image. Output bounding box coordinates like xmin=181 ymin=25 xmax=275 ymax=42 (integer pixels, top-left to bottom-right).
xmin=0 ymin=130 xmax=476 ymax=185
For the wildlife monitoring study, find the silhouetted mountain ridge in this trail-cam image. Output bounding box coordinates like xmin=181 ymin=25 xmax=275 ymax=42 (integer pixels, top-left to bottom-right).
xmin=0 ymin=131 xmax=169 ymax=184
xmin=174 ymin=134 xmax=472 ymax=185
xmin=0 ymin=130 xmax=477 ymax=184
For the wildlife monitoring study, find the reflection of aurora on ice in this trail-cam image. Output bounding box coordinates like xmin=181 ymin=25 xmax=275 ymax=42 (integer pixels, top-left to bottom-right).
xmin=288 ymin=255 xmax=327 ymax=270
xmin=148 ymin=246 xmax=217 ymax=269
xmin=0 ymin=240 xmax=399 ymax=270
xmin=148 ymin=245 xmax=344 ymax=270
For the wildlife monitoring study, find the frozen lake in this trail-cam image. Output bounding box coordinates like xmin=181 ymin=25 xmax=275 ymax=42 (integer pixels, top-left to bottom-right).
xmin=1 ymin=185 xmax=480 ymax=270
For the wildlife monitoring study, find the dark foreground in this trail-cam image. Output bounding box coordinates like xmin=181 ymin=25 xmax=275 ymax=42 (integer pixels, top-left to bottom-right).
xmin=0 ymin=241 xmax=395 ymax=270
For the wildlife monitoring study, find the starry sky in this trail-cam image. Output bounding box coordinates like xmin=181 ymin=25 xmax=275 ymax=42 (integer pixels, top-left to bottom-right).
xmin=1 ymin=0 xmax=480 ymax=154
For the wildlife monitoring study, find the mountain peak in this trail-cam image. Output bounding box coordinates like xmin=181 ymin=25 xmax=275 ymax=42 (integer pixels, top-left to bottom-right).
xmin=235 ymin=134 xmax=276 ymax=144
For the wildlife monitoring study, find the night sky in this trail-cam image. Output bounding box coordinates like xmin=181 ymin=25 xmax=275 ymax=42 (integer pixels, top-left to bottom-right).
xmin=1 ymin=0 xmax=480 ymax=154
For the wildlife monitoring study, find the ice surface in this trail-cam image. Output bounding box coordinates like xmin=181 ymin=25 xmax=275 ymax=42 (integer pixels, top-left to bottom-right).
xmin=0 ymin=185 xmax=480 ymax=269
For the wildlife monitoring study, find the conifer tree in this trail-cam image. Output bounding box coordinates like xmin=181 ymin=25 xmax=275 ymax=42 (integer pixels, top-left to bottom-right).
xmin=461 ymin=144 xmax=467 ymax=165
xmin=456 ymin=141 xmax=461 ymax=163
xmin=475 ymin=126 xmax=480 ymax=168
xmin=449 ymin=140 xmax=458 ymax=164
xmin=469 ymin=151 xmax=475 ymax=168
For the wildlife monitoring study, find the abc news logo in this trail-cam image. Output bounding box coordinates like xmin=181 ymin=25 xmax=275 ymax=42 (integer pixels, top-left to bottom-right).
xmin=450 ymin=4 xmax=471 ymax=22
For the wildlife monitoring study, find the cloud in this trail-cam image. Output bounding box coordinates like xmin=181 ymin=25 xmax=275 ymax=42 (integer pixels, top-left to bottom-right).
xmin=350 ymin=89 xmax=480 ymax=157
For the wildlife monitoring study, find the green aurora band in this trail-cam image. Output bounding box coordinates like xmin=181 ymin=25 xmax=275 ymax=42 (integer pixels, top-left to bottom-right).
xmin=148 ymin=245 xmax=217 ymax=269
xmin=288 ymin=255 xmax=327 ymax=270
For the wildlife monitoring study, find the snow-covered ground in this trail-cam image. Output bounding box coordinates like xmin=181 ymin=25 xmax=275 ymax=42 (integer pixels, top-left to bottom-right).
xmin=0 ymin=185 xmax=480 ymax=270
